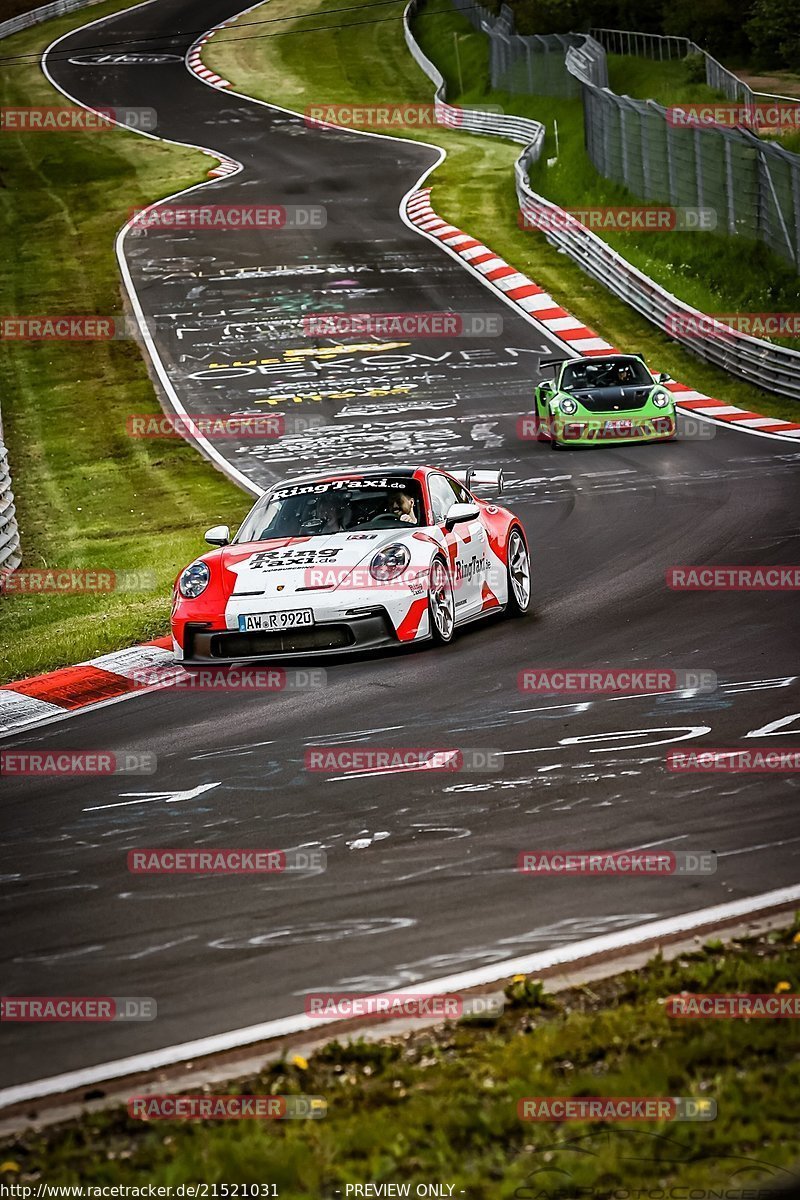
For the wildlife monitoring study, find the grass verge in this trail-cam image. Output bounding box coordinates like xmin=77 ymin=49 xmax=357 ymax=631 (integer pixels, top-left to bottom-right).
xmin=206 ymin=0 xmax=800 ymax=422
xmin=2 ymin=921 xmax=798 ymax=1191
xmin=0 ymin=2 xmax=249 ymax=684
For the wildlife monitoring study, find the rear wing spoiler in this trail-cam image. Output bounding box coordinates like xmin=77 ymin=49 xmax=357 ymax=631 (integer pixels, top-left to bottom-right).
xmin=451 ymin=469 xmax=504 ymax=494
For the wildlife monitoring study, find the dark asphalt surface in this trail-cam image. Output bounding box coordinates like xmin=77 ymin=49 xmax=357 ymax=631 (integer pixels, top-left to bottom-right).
xmin=0 ymin=0 xmax=798 ymax=1092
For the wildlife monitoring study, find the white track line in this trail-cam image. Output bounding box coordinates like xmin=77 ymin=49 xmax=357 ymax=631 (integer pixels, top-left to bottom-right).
xmin=42 ymin=2 xmax=260 ymax=497
xmin=2 ymin=884 xmax=799 ymax=1110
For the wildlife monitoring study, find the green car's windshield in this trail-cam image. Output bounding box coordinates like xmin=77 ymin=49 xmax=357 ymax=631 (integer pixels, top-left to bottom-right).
xmin=561 ymin=358 xmax=653 ymax=390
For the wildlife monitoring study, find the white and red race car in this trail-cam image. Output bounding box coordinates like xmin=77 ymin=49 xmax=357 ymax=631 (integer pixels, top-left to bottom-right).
xmin=171 ymin=466 xmax=531 ymax=661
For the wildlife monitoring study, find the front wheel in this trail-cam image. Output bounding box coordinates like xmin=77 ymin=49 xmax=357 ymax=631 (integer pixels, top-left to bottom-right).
xmin=428 ymin=556 xmax=456 ymax=644
xmin=505 ymin=528 xmax=531 ymax=616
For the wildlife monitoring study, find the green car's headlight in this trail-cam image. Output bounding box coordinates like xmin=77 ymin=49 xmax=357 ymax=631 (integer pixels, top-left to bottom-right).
xmin=653 ymin=391 xmax=671 ymax=408
xmin=178 ymin=561 xmax=210 ymax=599
xmin=559 ymin=397 xmax=578 ymax=415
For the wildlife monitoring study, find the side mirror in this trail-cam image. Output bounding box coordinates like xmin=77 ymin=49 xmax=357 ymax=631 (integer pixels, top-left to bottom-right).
xmin=540 ymin=380 xmax=553 ymax=395
xmin=204 ymin=524 xmax=230 ymax=546
xmin=656 ymin=372 xmax=671 ymax=383
xmin=444 ymin=502 xmax=480 ymax=531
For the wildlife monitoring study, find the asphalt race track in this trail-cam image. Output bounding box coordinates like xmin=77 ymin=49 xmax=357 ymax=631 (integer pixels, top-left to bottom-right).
xmin=1 ymin=0 xmax=799 ymax=1094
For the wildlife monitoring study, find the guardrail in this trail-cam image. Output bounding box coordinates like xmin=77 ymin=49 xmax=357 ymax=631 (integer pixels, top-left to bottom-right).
xmin=403 ymin=0 xmax=545 ymax=150
xmin=0 ymin=440 xmax=22 ymax=580
xmin=590 ymin=28 xmax=799 ymax=122
xmin=0 ymin=0 xmax=99 ymax=42
xmin=403 ymin=2 xmax=800 ymax=401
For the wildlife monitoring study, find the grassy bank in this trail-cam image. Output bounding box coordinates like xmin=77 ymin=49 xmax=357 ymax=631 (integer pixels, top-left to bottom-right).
xmin=2 ymin=922 xmax=798 ymax=1192
xmin=205 ymin=0 xmax=800 ymax=422
xmin=0 ymin=3 xmax=249 ymax=683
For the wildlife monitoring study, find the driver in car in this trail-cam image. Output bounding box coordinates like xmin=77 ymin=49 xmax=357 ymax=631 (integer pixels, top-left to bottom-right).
xmin=316 ymin=493 xmax=346 ymax=533
xmin=391 ymin=493 xmax=417 ymax=524
xmin=617 ymin=362 xmax=634 ymax=385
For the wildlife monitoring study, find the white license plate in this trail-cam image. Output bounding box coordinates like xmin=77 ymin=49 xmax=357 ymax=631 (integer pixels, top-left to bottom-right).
xmin=605 ymin=419 xmax=633 ymax=433
xmin=238 ymin=609 xmax=314 ymax=632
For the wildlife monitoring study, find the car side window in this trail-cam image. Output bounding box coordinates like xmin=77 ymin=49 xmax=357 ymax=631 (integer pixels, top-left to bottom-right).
xmin=448 ymin=478 xmax=473 ymax=504
xmin=428 ymin=475 xmax=458 ymax=524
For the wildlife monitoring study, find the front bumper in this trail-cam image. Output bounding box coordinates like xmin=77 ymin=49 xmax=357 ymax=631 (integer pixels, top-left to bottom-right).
xmin=551 ymin=413 xmax=676 ymax=445
xmin=178 ymin=608 xmax=399 ymax=663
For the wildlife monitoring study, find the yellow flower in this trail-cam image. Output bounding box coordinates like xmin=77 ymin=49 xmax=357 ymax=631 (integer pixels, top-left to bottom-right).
xmin=0 ymin=1164 xmax=20 ymax=1174
xmin=291 ymin=1054 xmax=308 ymax=1070
xmin=512 ymin=974 xmax=526 ymax=982
xmin=775 ymin=981 xmax=791 ymax=994
xmin=792 ymin=932 xmax=800 ymax=944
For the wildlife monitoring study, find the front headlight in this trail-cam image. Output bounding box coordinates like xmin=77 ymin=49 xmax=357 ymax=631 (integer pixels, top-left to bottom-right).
xmin=178 ymin=561 xmax=210 ymax=598
xmin=559 ymin=397 xmax=578 ymax=415
xmin=369 ymin=543 xmax=410 ymax=581
xmin=653 ymin=391 xmax=672 ymax=408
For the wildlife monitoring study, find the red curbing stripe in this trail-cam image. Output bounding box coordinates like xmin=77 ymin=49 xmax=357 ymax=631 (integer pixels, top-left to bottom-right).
xmin=505 ymin=283 xmax=544 ymax=300
xmin=536 ymin=307 xmax=570 ymax=321
xmin=557 ymin=326 xmax=598 ymax=341
xmin=146 ymin=636 xmax=172 ymax=650
xmin=484 ymin=265 xmax=518 ymax=281
xmin=467 ymin=251 xmax=497 ymax=266
xmin=7 ymin=666 xmax=136 ymax=709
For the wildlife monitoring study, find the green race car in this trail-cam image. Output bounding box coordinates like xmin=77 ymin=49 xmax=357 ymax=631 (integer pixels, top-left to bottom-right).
xmin=531 ymin=353 xmax=677 ymax=449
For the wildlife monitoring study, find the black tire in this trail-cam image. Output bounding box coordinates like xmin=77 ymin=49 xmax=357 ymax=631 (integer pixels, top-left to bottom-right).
xmin=505 ymin=527 xmax=531 ymax=616
xmin=428 ymin=555 xmax=456 ymax=644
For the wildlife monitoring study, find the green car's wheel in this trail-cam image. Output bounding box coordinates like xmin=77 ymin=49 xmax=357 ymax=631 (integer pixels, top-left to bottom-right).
xmin=505 ymin=528 xmax=531 ymax=616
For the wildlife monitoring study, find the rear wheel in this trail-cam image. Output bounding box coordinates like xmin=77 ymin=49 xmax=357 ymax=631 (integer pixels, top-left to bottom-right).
xmin=428 ymin=556 xmax=455 ymax=644
xmin=505 ymin=528 xmax=531 ymax=616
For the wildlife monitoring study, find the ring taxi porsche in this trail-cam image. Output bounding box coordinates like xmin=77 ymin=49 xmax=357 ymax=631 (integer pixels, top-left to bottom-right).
xmin=531 ymin=353 xmax=676 ymax=448
xmin=171 ymin=467 xmax=531 ymax=661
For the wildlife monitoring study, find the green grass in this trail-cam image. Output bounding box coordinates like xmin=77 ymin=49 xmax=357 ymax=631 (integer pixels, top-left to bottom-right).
xmin=205 ymin=0 xmax=800 ymax=423
xmin=0 ymin=2 xmax=250 ymax=684
xmin=3 ymin=922 xmax=799 ymax=1192
xmin=607 ymin=52 xmax=728 ymax=106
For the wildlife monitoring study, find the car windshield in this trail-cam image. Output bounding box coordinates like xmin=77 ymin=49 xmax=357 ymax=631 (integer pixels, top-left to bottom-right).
xmin=561 ymin=358 xmax=652 ymax=390
xmin=234 ymin=477 xmax=424 ymax=542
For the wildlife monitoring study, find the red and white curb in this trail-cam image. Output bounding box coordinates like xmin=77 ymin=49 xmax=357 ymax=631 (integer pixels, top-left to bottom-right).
xmin=187 ymin=34 xmax=230 ymax=90
xmin=405 ymin=188 xmax=800 ymax=440
xmin=0 ymin=638 xmax=176 ymax=737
